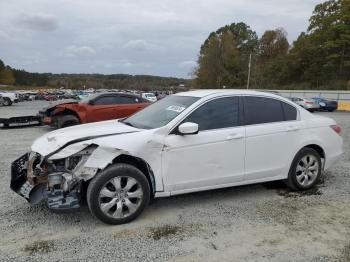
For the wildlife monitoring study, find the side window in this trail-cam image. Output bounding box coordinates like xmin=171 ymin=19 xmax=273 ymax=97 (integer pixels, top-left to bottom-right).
xmin=244 ymin=97 xmax=284 ymax=125
xmin=118 ymin=96 xmax=139 ymax=104
xmin=93 ymin=96 xmax=120 ymax=105
xmin=182 ymin=97 xmax=240 ymax=131
xmin=282 ymin=102 xmax=297 ymax=121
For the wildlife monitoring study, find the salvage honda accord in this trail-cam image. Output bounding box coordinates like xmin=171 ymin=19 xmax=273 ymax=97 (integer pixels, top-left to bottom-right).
xmin=11 ymin=90 xmax=343 ymax=224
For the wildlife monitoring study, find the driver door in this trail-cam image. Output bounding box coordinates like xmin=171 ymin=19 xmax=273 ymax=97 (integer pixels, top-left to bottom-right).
xmin=162 ymin=96 xmax=245 ymax=193
xmin=86 ymin=95 xmax=121 ymax=122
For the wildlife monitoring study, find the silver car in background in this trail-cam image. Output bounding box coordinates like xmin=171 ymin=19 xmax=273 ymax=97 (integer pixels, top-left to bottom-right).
xmin=290 ymin=97 xmax=320 ymax=112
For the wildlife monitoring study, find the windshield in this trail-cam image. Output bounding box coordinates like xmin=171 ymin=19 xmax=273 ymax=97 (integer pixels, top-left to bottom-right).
xmin=122 ymin=95 xmax=199 ymax=129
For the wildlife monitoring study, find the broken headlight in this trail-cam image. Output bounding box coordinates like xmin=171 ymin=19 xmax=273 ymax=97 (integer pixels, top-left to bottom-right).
xmin=65 ymin=155 xmax=82 ymax=171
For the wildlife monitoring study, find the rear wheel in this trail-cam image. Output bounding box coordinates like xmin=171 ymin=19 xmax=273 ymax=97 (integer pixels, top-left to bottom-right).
xmin=59 ymin=114 xmax=80 ymax=128
xmin=285 ymin=148 xmax=322 ymax=190
xmin=87 ymin=164 xmax=150 ymax=225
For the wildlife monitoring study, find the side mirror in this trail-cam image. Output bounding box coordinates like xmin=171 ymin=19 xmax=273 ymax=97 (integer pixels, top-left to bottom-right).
xmin=178 ymin=122 xmax=199 ymax=135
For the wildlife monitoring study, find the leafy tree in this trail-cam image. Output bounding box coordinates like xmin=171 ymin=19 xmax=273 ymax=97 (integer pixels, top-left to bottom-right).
xmin=254 ymin=28 xmax=289 ymax=86
xmin=0 ymin=67 xmax=15 ymax=85
xmin=289 ymin=0 xmax=350 ymax=87
xmin=195 ymin=22 xmax=258 ymax=88
xmin=0 ymin=59 xmax=5 ymax=71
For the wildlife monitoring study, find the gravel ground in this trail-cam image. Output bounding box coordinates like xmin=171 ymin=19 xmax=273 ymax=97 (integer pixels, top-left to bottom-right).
xmin=0 ymin=102 xmax=349 ymax=261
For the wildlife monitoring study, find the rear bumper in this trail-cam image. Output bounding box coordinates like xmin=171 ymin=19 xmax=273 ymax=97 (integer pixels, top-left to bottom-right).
xmin=305 ymin=104 xmax=320 ymax=110
xmin=325 ymin=151 xmax=343 ymax=170
xmin=320 ymin=105 xmax=337 ymax=111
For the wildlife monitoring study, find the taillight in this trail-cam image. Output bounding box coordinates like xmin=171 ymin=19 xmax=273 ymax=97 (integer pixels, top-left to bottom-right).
xmin=330 ymin=124 xmax=341 ymax=135
xmin=305 ymin=101 xmax=314 ymax=104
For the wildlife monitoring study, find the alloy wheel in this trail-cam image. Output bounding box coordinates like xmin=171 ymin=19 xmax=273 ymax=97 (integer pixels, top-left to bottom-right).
xmin=295 ymin=154 xmax=319 ymax=186
xmin=98 ymin=176 xmax=144 ymax=219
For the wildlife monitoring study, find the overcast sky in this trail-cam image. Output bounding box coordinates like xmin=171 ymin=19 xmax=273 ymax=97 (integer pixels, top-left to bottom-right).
xmin=0 ymin=0 xmax=320 ymax=78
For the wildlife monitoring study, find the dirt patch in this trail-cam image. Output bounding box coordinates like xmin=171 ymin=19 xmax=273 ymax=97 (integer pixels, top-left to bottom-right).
xmin=148 ymin=224 xmax=184 ymax=240
xmin=24 ymin=240 xmax=55 ymax=255
xmin=276 ymin=187 xmax=323 ymax=198
xmin=147 ymin=224 xmax=200 ymax=240
xmin=263 ymin=179 xmax=324 ymax=198
xmin=341 ymin=243 xmax=350 ymax=262
xmin=113 ymin=228 xmax=137 ymax=239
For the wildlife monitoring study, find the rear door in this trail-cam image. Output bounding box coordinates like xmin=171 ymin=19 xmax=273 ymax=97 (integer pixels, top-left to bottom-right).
xmin=243 ymin=96 xmax=302 ymax=181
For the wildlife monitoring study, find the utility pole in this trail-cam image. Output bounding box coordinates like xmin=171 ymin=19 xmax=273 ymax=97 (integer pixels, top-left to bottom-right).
xmin=247 ymin=53 xmax=252 ymax=89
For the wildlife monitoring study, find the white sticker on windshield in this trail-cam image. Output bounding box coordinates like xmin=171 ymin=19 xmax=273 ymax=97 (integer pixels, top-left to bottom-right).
xmin=166 ymin=105 xmax=186 ymax=113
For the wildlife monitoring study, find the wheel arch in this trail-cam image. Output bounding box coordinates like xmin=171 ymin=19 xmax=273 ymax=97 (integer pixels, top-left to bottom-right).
xmin=298 ymin=143 xmax=326 ymax=170
xmin=111 ymin=154 xmax=156 ymax=198
xmin=54 ymin=108 xmax=82 ymax=122
xmin=302 ymin=144 xmax=325 ymax=159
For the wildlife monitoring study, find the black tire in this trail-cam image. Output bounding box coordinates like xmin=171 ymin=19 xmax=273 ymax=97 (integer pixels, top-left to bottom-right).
xmin=59 ymin=114 xmax=80 ymax=128
xmin=3 ymin=98 xmax=12 ymax=106
xmin=87 ymin=163 xmax=150 ymax=225
xmin=285 ymin=148 xmax=322 ymax=191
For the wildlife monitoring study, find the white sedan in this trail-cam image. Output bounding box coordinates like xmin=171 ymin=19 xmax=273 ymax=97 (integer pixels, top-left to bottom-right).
xmin=141 ymin=92 xmax=157 ymax=102
xmin=11 ymin=90 xmax=343 ymax=224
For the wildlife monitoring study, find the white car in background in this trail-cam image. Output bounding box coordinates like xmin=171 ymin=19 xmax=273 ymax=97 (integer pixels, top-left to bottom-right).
xmin=142 ymin=92 xmax=157 ymax=102
xmin=0 ymin=91 xmax=17 ymax=106
xmin=10 ymin=90 xmax=343 ymax=224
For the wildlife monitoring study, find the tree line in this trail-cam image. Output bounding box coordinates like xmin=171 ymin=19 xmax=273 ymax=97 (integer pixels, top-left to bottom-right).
xmin=0 ymin=59 xmax=189 ymax=90
xmin=194 ymin=0 xmax=350 ymax=90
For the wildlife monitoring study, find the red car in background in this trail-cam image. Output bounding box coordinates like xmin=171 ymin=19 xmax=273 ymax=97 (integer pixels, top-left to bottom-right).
xmin=38 ymin=93 xmax=150 ymax=128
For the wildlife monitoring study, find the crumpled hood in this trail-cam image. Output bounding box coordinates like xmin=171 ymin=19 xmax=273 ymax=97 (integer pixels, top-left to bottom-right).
xmin=39 ymin=99 xmax=78 ymax=112
xmin=31 ymin=120 xmax=140 ymax=156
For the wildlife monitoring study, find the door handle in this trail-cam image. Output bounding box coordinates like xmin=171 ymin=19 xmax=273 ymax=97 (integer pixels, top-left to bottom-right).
xmin=286 ymin=126 xmax=299 ymax=132
xmin=226 ymin=133 xmax=244 ymax=140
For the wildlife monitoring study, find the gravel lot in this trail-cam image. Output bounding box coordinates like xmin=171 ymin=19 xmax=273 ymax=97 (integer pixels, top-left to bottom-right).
xmin=0 ymin=101 xmax=349 ymax=261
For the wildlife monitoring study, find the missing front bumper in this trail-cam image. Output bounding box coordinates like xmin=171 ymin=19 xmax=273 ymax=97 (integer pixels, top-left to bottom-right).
xmin=10 ymin=153 xmax=80 ymax=211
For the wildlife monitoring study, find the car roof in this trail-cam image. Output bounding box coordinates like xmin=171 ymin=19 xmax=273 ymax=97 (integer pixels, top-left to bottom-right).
xmin=175 ymin=89 xmax=283 ymax=99
xmin=96 ymin=92 xmax=139 ymax=97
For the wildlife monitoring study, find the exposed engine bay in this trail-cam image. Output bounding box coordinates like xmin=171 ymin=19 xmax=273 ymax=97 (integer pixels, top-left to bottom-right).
xmin=11 ymin=146 xmax=97 ymax=211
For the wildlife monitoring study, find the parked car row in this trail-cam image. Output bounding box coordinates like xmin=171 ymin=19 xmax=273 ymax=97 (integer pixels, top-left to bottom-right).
xmin=289 ymin=96 xmax=338 ymax=112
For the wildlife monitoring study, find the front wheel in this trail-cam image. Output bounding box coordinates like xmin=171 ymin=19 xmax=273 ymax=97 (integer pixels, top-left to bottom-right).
xmin=58 ymin=115 xmax=80 ymax=128
xmin=87 ymin=164 xmax=150 ymax=225
xmin=285 ymin=148 xmax=322 ymax=190
xmin=3 ymin=98 xmax=12 ymax=106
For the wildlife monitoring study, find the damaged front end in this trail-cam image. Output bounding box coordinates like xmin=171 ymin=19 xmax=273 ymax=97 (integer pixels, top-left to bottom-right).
xmin=10 ymin=146 xmax=97 ymax=212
